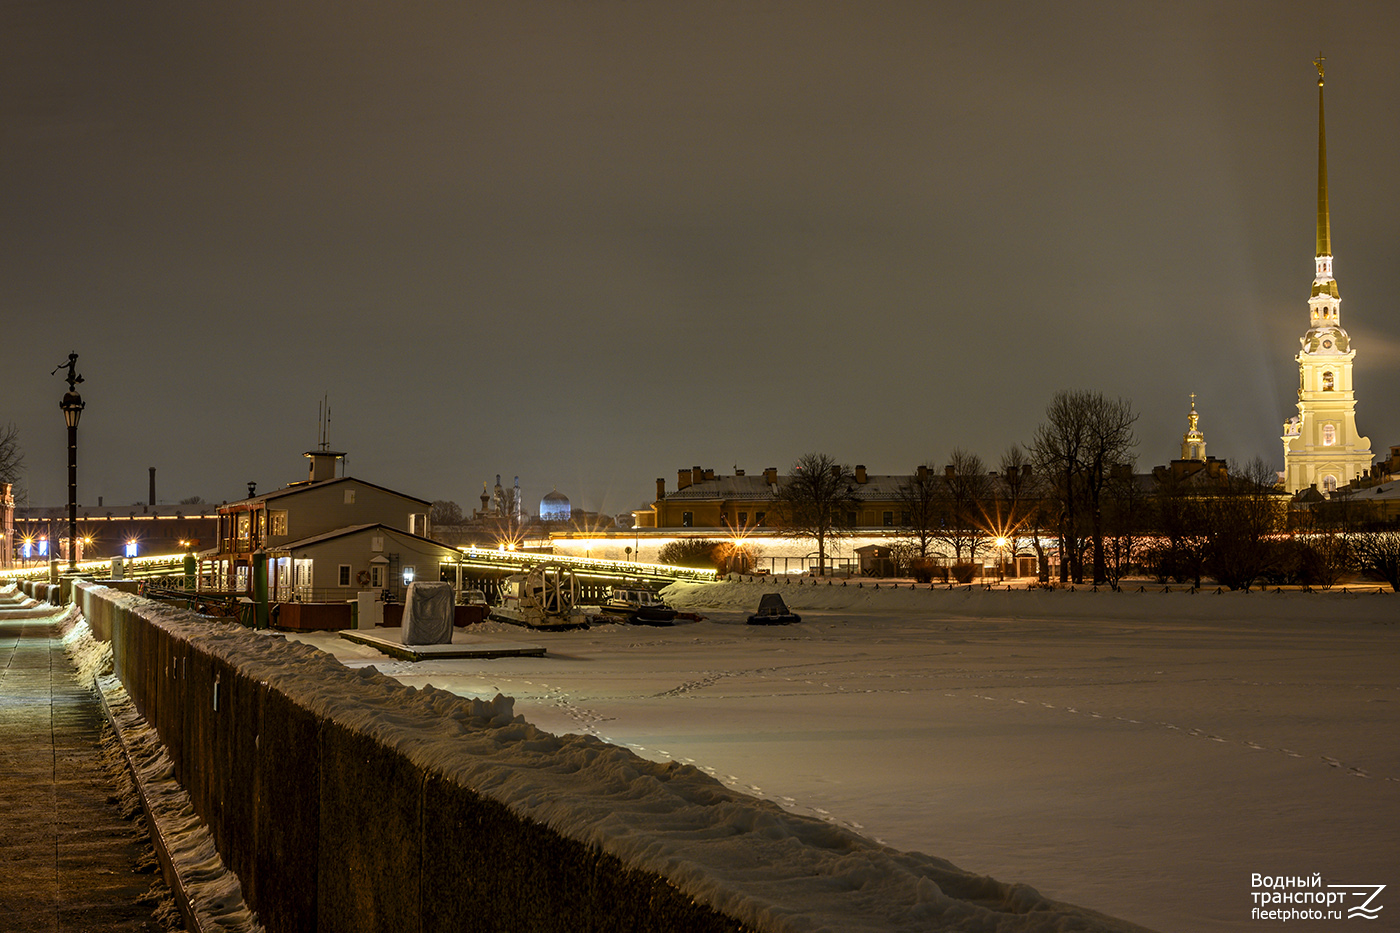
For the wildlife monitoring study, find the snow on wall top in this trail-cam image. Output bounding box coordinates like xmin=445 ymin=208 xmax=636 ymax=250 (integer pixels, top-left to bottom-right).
xmin=89 ymin=585 xmax=1157 ymax=933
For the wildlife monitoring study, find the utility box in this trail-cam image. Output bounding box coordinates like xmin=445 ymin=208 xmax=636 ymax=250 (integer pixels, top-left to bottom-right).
xmin=357 ymin=590 xmax=383 ymax=628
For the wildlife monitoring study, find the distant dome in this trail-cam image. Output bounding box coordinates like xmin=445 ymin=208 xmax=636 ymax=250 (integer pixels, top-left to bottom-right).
xmin=540 ymin=489 xmax=571 ymax=522
xmin=1302 ymin=326 xmax=1349 ymax=355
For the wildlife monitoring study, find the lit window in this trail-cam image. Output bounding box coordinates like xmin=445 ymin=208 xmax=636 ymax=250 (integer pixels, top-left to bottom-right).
xmin=402 ymin=566 xmax=415 ymax=585
xmin=125 ymin=540 xmax=138 ymax=559
xmin=270 ymin=511 xmax=288 ymax=535
xmin=1323 ymin=424 xmax=1336 ymax=446
xmin=1322 ymin=475 xmax=1338 ymax=493
xmin=1322 ymin=371 xmax=1334 ymax=391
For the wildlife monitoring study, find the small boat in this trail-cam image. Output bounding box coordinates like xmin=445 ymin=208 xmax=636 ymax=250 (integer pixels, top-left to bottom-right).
xmin=601 ymin=585 xmax=678 ymax=625
xmin=746 ymin=592 xmax=801 ymax=625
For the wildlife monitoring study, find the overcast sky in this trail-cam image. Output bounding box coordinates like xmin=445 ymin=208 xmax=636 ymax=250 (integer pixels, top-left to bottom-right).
xmin=6 ymin=2 xmax=1399 ymax=517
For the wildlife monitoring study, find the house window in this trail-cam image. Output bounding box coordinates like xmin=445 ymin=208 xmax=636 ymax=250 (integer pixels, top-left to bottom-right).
xmin=1323 ymin=371 xmax=1335 ymax=391
xmin=1323 ymin=424 xmax=1336 ymax=446
xmin=338 ymin=564 xmax=352 ymax=587
xmin=344 ymin=489 xmax=356 ymax=505
xmin=682 ymin=511 xmax=693 ymax=527
xmin=270 ymin=510 xmax=288 ymax=536
xmin=1322 ymin=474 xmax=1338 ymax=493
xmin=371 ymin=535 xmax=384 ymax=552
xmin=883 ymin=511 xmax=894 ymax=526
xmin=738 ymin=511 xmax=748 ymax=526
xmin=901 ymin=511 xmax=911 ymax=526
xmin=755 ymin=511 xmax=765 ymax=525
xmin=370 ymin=565 xmax=384 ymax=588
xmin=845 ymin=511 xmax=857 ymax=527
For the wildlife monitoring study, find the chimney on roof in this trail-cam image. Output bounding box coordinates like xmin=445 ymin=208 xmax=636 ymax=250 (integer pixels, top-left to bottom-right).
xmin=149 ymin=467 xmax=156 ymax=506
xmin=855 ymin=464 xmax=867 ymax=484
xmin=703 ymin=468 xmax=715 ymax=481
xmin=656 ymin=477 xmax=666 ymax=500
xmin=917 ymin=465 xmax=929 ymax=482
xmin=305 ymin=448 xmax=345 ymax=483
xmin=763 ymin=466 xmax=778 ymax=484
xmin=735 ymin=469 xmax=744 ymax=476
xmin=677 ymin=468 xmax=692 ymax=490
xmin=692 ymin=466 xmax=704 ymax=486
xmin=945 ymin=464 xmax=955 ymax=479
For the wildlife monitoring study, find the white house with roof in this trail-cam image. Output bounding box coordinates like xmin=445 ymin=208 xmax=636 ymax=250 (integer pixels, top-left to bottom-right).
xmin=210 ymin=449 xmax=432 ymax=597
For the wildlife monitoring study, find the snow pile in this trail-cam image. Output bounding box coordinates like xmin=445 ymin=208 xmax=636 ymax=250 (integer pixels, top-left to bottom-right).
xmin=0 ymin=582 xmax=46 ymax=613
xmin=91 ymin=594 xmax=1158 ymax=933
xmin=62 ymin=609 xmax=265 ymax=933
xmin=662 ymin=578 xmax=1398 ymax=625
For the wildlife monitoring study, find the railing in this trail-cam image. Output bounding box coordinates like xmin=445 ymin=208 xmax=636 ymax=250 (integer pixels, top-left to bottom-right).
xmin=454 ymin=546 xmax=717 ymax=584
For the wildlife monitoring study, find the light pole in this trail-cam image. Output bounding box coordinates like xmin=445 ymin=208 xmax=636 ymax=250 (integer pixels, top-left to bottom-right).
xmin=55 ymin=353 xmax=85 ymax=574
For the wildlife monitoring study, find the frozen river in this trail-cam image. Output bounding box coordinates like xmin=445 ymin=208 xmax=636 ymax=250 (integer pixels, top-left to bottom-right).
xmin=291 ymin=582 xmax=1399 ymax=932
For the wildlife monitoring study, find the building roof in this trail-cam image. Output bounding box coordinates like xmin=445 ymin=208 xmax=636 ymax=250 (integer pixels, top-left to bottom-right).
xmin=16 ymin=504 xmax=218 ymax=521
xmin=276 ymin=522 xmax=457 ymax=554
xmin=219 ymin=475 xmax=431 ymax=511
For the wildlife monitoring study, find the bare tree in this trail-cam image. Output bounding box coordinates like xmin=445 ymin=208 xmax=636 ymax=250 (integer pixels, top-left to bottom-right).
xmin=1144 ymin=476 xmax=1211 ymax=586
xmin=895 ymin=463 xmax=942 ymax=559
xmin=774 ymin=453 xmax=859 ymax=576
xmin=1352 ymin=529 xmax=1400 ymax=591
xmin=1204 ymin=458 xmax=1288 ymax=591
xmin=991 ymin=445 xmax=1047 ymax=580
xmin=430 ymin=499 xmax=464 ymax=526
xmin=1030 ymin=390 xmax=1138 ymax=584
xmin=932 ymin=449 xmax=993 ymax=567
xmin=0 ymin=422 xmax=23 ymax=486
xmin=1100 ymin=466 xmax=1151 ymax=589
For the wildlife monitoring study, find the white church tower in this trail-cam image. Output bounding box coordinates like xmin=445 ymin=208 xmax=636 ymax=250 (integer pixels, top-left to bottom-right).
xmin=1282 ymin=57 xmax=1371 ymax=494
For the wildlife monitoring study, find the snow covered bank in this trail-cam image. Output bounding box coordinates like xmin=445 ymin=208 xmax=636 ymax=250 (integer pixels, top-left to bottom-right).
xmin=76 ymin=582 xmax=1157 ymax=932
xmin=662 ymin=577 xmax=1398 ymax=625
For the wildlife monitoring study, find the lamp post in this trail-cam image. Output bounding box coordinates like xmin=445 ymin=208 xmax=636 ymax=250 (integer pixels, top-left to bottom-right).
xmin=55 ymin=352 xmax=84 ymax=574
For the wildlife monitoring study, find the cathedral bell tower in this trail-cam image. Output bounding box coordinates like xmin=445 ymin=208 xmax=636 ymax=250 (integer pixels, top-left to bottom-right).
xmin=1282 ymin=58 xmax=1371 ymax=494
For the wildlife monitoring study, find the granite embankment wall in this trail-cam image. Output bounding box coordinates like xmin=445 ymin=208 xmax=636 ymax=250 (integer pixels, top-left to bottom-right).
xmin=73 ymin=582 xmax=748 ymax=933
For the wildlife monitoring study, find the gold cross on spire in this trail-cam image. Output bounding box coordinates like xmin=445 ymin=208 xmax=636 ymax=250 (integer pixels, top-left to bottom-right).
xmin=1315 ymin=54 xmax=1325 ymax=86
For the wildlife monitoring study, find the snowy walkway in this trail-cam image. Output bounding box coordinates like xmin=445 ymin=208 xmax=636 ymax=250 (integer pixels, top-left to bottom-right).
xmin=0 ymin=593 xmax=163 ymax=932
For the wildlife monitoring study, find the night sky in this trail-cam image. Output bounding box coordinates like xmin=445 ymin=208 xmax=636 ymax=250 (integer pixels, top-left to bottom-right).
xmin=6 ymin=2 xmax=1400 ymax=518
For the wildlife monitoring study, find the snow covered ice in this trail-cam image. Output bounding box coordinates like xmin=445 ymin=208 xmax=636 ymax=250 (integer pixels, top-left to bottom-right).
xmin=286 ymin=580 xmax=1398 ymax=932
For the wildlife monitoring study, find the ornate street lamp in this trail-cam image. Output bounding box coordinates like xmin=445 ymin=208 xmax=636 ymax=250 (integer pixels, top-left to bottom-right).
xmin=54 ymin=352 xmax=84 ymax=573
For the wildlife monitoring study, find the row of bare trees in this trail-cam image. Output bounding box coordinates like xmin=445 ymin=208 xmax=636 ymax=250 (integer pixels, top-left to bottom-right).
xmin=771 ymin=390 xmax=1400 ymax=590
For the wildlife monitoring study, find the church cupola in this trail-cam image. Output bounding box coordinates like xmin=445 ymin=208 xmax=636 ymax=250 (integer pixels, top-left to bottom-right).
xmin=1181 ymin=394 xmax=1206 ymax=461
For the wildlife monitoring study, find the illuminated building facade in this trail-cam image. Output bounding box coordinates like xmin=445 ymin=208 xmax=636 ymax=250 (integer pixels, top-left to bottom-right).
xmin=1282 ymin=59 xmax=1371 ymax=494
xmin=637 ymin=464 xmax=919 ymax=531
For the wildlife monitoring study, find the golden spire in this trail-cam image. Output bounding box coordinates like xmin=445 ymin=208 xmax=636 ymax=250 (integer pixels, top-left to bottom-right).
xmin=1315 ymin=55 xmax=1331 ymax=257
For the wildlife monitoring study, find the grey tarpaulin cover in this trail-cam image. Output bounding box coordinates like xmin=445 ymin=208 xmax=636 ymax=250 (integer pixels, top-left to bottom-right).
xmin=401 ymin=581 xmax=454 ymax=645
